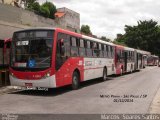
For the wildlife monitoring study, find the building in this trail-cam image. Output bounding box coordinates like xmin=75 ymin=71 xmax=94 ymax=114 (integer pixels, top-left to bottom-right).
xmin=0 ymin=3 xmax=80 ymax=39
xmin=0 ymin=2 xmax=80 ymax=33
xmin=55 ymin=7 xmax=80 ymax=33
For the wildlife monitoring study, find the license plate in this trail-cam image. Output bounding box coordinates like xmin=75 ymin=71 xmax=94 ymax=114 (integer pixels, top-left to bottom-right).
xmin=25 ymin=83 xmax=33 ymax=87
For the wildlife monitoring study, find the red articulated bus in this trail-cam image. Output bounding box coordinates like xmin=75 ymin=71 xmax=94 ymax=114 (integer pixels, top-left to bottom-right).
xmin=147 ymin=55 xmax=159 ymax=66
xmin=9 ymin=28 xmax=115 ymax=89
xmin=115 ymin=45 xmax=136 ymax=75
xmin=140 ymin=51 xmax=151 ymax=68
xmin=123 ymin=47 xmax=135 ymax=73
xmin=114 ymin=45 xmax=124 ymax=75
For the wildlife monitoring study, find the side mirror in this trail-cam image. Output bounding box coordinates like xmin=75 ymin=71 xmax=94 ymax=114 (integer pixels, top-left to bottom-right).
xmin=60 ymin=39 xmax=65 ymax=56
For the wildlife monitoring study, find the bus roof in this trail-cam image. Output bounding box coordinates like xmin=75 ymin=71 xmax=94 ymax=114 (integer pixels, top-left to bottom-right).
xmin=124 ymin=46 xmax=134 ymax=51
xmin=13 ymin=27 xmax=56 ymax=33
xmin=135 ymin=49 xmax=151 ymax=55
xmin=12 ymin=28 xmax=151 ymax=55
xmin=82 ymin=35 xmax=114 ymax=46
xmin=115 ymin=44 xmax=125 ymax=49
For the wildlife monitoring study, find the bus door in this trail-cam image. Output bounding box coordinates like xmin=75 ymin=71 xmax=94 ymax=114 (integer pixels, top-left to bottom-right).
xmin=124 ymin=51 xmax=127 ymax=72
xmin=56 ymin=33 xmax=71 ymax=86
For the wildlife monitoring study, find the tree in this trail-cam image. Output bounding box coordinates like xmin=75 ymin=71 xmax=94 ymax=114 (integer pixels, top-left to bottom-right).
xmin=123 ymin=19 xmax=160 ymax=56
xmin=23 ymin=0 xmax=37 ymax=9
xmin=39 ymin=5 xmax=50 ymax=18
xmin=27 ymin=2 xmax=40 ymax=12
xmin=81 ymin=25 xmax=92 ymax=35
xmin=25 ymin=1 xmax=57 ymax=19
xmin=100 ymin=36 xmax=111 ymax=42
xmin=113 ymin=34 xmax=126 ymax=46
xmin=41 ymin=2 xmax=57 ymax=19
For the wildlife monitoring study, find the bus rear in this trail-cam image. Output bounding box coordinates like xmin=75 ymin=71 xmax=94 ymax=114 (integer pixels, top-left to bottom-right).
xmin=9 ymin=29 xmax=56 ymax=88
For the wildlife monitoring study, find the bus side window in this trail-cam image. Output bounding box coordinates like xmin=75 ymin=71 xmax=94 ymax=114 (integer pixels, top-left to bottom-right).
xmin=111 ymin=46 xmax=114 ymax=58
xmin=110 ymin=46 xmax=113 ymax=58
xmin=103 ymin=45 xmax=107 ymax=58
xmin=79 ymin=39 xmax=86 ymax=56
xmin=117 ymin=50 xmax=120 ymax=62
xmin=101 ymin=44 xmax=104 ymax=58
xmin=99 ymin=43 xmax=103 ymax=57
xmin=92 ymin=42 xmax=98 ymax=57
xmin=128 ymin=51 xmax=130 ymax=62
xmin=56 ymin=33 xmax=70 ymax=70
xmin=132 ymin=52 xmax=134 ymax=61
xmin=108 ymin=46 xmax=111 ymax=58
xmin=130 ymin=51 xmax=132 ymax=62
xmin=70 ymin=37 xmax=78 ymax=56
xmin=106 ymin=45 xmax=109 ymax=58
xmin=57 ymin=33 xmax=70 ymax=57
xmin=86 ymin=40 xmax=92 ymax=57
xmin=65 ymin=34 xmax=71 ymax=57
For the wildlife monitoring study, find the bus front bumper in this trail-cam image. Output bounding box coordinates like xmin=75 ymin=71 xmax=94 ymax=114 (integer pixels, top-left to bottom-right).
xmin=9 ymin=75 xmax=57 ymax=88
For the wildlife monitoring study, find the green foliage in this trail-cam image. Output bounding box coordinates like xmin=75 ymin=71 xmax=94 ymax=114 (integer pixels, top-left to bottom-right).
xmin=25 ymin=0 xmax=37 ymax=8
xmin=28 ymin=2 xmax=40 ymax=12
xmin=26 ymin=1 xmax=56 ymax=19
xmin=81 ymin=25 xmax=92 ymax=35
xmin=113 ymin=20 xmax=160 ymax=56
xmin=40 ymin=5 xmax=50 ymax=18
xmin=100 ymin=36 xmax=111 ymax=42
xmin=114 ymin=34 xmax=126 ymax=46
xmin=41 ymin=2 xmax=57 ymax=19
xmin=119 ymin=19 xmax=160 ymax=56
xmin=113 ymin=40 xmax=127 ymax=46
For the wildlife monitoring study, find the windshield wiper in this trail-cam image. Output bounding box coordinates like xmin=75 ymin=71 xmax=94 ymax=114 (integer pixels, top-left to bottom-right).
xmin=37 ymin=56 xmax=51 ymax=64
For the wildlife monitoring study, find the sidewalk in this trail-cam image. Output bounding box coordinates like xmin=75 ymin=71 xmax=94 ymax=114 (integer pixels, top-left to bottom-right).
xmin=149 ymin=86 xmax=160 ymax=113
xmin=0 ymin=86 xmax=19 ymax=95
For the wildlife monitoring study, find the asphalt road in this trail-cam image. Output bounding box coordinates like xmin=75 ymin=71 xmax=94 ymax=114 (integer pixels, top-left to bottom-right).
xmin=0 ymin=66 xmax=160 ymax=114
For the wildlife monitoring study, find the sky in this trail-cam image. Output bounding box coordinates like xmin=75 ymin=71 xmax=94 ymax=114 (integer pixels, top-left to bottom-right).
xmin=38 ymin=0 xmax=160 ymax=40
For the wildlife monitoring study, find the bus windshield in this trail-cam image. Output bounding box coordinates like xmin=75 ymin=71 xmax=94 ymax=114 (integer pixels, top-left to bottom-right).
xmin=11 ymin=30 xmax=54 ymax=70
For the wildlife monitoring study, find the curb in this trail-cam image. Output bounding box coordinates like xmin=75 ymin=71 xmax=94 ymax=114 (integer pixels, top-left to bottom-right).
xmin=149 ymin=86 xmax=160 ymax=113
xmin=0 ymin=86 xmax=21 ymax=95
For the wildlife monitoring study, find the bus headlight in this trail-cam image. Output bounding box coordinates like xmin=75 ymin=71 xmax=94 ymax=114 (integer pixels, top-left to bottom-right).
xmin=10 ymin=72 xmax=16 ymax=78
xmin=42 ymin=71 xmax=51 ymax=79
xmin=46 ymin=72 xmax=50 ymax=77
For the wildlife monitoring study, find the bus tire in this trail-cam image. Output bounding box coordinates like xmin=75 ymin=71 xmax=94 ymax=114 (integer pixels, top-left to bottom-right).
xmin=102 ymin=68 xmax=107 ymax=81
xmin=72 ymin=71 xmax=80 ymax=90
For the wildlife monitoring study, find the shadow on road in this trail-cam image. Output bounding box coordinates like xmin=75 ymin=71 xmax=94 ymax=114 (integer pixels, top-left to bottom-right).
xmin=9 ymin=77 xmax=113 ymax=97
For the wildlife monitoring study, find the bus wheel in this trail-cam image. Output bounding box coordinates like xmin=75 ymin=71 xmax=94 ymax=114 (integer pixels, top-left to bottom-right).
xmin=72 ymin=72 xmax=80 ymax=90
xmin=102 ymin=68 xmax=107 ymax=81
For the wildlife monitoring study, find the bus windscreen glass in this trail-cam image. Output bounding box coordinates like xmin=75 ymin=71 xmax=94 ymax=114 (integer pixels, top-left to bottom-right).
xmin=11 ymin=30 xmax=54 ymax=70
